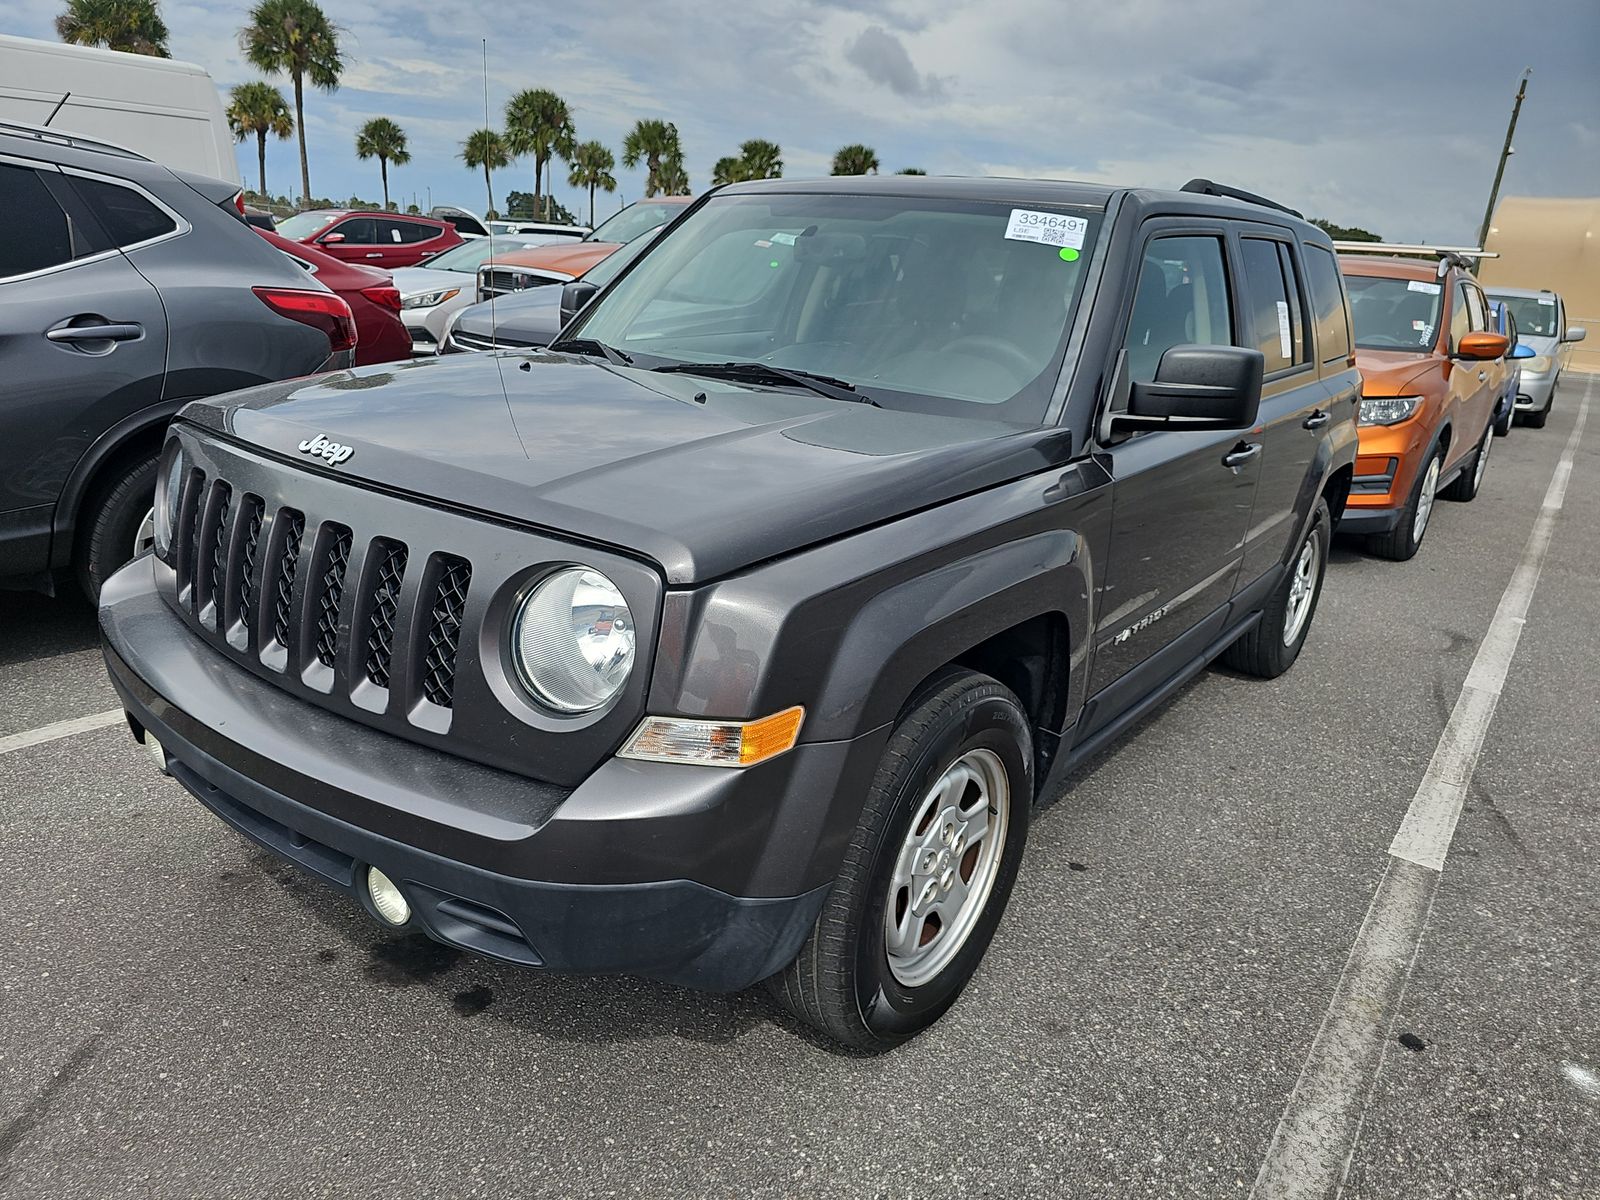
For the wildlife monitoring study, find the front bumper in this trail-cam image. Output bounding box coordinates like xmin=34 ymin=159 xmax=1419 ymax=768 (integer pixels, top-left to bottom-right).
xmin=1514 ymin=370 xmax=1556 ymax=411
xmin=99 ymin=557 xmax=850 ymax=991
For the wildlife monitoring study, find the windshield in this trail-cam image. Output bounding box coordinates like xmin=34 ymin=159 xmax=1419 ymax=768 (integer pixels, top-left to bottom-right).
xmin=422 ymin=239 xmax=502 ymax=273
xmin=276 ymin=211 xmax=340 ymax=239
xmin=1346 ymin=274 xmax=1442 ymax=352
xmin=586 ymin=203 xmax=676 ymax=245
xmin=572 ymin=192 xmax=1100 ymax=422
xmin=1491 ymin=294 xmax=1560 ymax=338
xmin=581 ymin=227 xmax=662 ymax=288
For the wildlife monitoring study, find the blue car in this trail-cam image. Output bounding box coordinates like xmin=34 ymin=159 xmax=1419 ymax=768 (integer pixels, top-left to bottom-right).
xmin=1488 ymin=300 xmax=1537 ymax=437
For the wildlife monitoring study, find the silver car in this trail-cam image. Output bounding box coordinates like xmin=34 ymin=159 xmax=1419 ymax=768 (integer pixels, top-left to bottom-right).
xmin=1485 ymin=286 xmax=1587 ymax=427
xmin=391 ymin=233 xmax=561 ymax=354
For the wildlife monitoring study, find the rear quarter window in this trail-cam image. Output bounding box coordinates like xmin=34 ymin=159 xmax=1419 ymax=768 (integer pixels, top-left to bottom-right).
xmin=69 ymin=176 xmax=177 ymax=247
xmin=1303 ymin=244 xmax=1351 ymax=364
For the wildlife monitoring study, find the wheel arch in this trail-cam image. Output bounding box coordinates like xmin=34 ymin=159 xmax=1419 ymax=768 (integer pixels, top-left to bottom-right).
xmin=50 ymin=401 xmax=185 ymax=569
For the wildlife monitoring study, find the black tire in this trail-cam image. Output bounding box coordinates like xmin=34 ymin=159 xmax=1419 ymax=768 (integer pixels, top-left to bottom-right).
xmin=1493 ymin=404 xmax=1513 ymax=438
xmin=767 ymin=669 xmax=1032 ymax=1050
xmin=1368 ymin=444 xmax=1444 ymax=562
xmin=75 ymin=454 xmax=159 ymax=604
xmin=1222 ymin=497 xmax=1330 ymax=679
xmin=1442 ymin=421 xmax=1492 ymax=502
xmin=1522 ymin=400 xmax=1549 ymax=430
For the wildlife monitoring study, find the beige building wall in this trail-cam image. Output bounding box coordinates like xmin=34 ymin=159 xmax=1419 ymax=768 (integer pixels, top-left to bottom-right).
xmin=1481 ymin=196 xmax=1600 ymax=374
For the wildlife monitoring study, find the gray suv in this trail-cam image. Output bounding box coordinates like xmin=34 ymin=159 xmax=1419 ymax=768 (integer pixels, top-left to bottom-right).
xmin=0 ymin=121 xmax=353 ymax=600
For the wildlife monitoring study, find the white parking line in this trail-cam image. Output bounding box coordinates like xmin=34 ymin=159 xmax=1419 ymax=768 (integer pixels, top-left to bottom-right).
xmin=1251 ymin=376 xmax=1593 ymax=1199
xmin=0 ymin=708 xmax=125 ymax=756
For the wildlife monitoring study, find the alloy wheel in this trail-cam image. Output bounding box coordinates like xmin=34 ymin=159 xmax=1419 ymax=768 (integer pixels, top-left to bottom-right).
xmin=1412 ymin=457 xmax=1441 ymax=545
xmin=1282 ymin=528 xmax=1322 ymax=647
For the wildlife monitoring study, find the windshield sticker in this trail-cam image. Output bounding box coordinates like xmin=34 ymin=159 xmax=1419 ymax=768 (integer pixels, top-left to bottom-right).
xmin=1004 ymin=209 xmax=1088 ymax=250
xmin=1538 ymin=296 xmax=1556 ymax=305
xmin=1412 ymin=319 xmax=1428 ymax=331
xmin=770 ymin=232 xmax=798 ymax=246
xmin=1407 ymin=280 xmax=1442 ymax=295
xmin=1059 ymin=247 xmax=1080 ymax=262
xmin=1276 ymin=301 xmax=1292 ymax=359
xmin=1420 ymin=324 xmax=1434 ymax=343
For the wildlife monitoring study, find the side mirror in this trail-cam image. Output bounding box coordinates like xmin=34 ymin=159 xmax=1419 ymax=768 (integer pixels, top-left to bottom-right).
xmin=1563 ymin=326 xmax=1587 ymax=343
xmin=560 ymin=280 xmax=600 ymax=326
xmin=1510 ymin=342 xmax=1537 ymax=360
xmin=319 ymin=231 xmax=346 ymax=244
xmin=1455 ymin=331 xmax=1508 ymax=361
xmin=1111 ymin=345 xmax=1264 ymax=434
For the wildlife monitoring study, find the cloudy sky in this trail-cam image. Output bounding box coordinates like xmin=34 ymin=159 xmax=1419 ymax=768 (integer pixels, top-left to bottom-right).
xmin=10 ymin=0 xmax=1599 ymax=238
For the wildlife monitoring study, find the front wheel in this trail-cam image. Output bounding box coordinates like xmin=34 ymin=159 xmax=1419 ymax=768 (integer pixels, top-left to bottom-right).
xmin=1222 ymin=497 xmax=1330 ymax=678
xmin=1368 ymin=446 xmax=1442 ymax=562
xmin=767 ymin=669 xmax=1032 ymax=1050
xmin=75 ymin=454 xmax=160 ymax=603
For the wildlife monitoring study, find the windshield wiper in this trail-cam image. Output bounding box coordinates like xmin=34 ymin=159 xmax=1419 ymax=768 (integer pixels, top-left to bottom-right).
xmin=547 ymin=337 xmax=633 ymax=366
xmin=651 ymin=361 xmax=877 ymax=406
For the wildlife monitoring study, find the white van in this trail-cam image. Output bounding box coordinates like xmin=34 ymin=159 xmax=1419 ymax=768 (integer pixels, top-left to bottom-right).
xmin=0 ymin=34 xmax=239 ymax=185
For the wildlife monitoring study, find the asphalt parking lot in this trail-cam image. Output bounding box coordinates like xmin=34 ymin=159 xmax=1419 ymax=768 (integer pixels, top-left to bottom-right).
xmin=2 ymin=376 xmax=1597 ymax=1200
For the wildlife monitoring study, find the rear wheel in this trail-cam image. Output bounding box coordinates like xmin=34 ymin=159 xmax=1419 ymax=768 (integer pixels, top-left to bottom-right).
xmin=1442 ymin=421 xmax=1492 ymax=502
xmin=1222 ymin=497 xmax=1329 ymax=678
xmin=1368 ymin=446 xmax=1442 ymax=562
xmin=75 ymin=454 xmax=159 ymax=603
xmin=767 ymin=669 xmax=1032 ymax=1050
xmin=1522 ymin=394 xmax=1551 ymax=429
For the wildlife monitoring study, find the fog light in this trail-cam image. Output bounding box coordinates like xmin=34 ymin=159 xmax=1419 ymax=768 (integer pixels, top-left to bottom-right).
xmin=366 ymin=866 xmax=411 ymax=926
xmin=144 ymin=733 xmax=168 ymax=775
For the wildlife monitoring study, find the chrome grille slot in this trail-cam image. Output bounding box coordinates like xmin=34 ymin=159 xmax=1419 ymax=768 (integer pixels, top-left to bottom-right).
xmin=177 ymin=467 xmax=206 ymax=602
xmin=364 ymin=542 xmax=408 ymax=689
xmin=313 ymin=525 xmax=353 ymax=670
xmin=231 ymin=495 xmax=265 ymax=640
xmin=419 ymin=555 xmax=472 ymax=708
xmin=196 ymin=480 xmax=232 ymax=625
xmin=271 ymin=510 xmax=305 ymax=652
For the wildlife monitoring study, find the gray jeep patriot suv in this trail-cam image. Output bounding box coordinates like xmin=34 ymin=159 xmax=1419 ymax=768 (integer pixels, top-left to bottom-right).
xmin=100 ymin=176 xmax=1358 ymax=1048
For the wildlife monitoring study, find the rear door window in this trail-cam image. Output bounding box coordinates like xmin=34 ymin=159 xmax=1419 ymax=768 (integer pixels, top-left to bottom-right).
xmin=1302 ymin=244 xmax=1351 ymax=364
xmin=1240 ymin=237 xmax=1304 ymax=374
xmin=330 ymin=217 xmax=377 ymax=244
xmin=68 ymin=176 xmax=176 ymax=246
xmin=1122 ymin=235 xmax=1233 ymax=383
xmin=0 ymin=164 xmax=76 ymax=278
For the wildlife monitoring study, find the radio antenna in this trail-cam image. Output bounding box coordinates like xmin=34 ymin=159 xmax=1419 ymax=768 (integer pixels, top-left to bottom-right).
xmin=483 ymin=38 xmax=498 ymax=352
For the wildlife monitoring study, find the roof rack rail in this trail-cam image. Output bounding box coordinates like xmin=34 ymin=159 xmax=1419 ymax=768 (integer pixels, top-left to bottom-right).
xmin=1180 ymin=178 xmax=1302 ymax=219
xmin=1329 ymin=241 xmax=1499 ymax=278
xmin=0 ymin=118 xmax=149 ymax=161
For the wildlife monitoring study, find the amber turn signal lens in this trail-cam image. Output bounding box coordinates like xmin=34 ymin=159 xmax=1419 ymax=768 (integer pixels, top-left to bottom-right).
xmin=619 ymin=706 xmax=806 ymax=768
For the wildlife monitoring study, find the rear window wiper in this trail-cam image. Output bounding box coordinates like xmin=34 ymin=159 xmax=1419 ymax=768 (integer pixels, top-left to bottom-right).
xmin=547 ymin=337 xmax=633 ymax=366
xmin=651 ymin=361 xmax=877 ymax=406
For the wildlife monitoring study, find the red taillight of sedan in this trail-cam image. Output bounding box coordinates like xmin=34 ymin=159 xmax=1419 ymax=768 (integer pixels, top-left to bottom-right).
xmin=360 ymin=285 xmax=403 ymax=312
xmin=252 ymin=287 xmax=359 ymax=354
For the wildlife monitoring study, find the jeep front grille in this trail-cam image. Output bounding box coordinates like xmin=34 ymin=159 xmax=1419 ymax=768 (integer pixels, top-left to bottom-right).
xmin=313 ymin=526 xmax=353 ymax=669
xmin=363 ymin=543 xmax=408 ymax=688
xmin=420 ymin=557 xmax=472 ymax=707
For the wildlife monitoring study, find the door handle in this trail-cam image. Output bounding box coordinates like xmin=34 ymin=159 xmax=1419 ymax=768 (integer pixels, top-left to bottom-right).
xmin=1302 ymin=409 xmax=1330 ymax=430
xmin=1477 ymin=370 xmax=1487 ymax=381
xmin=365 ymin=252 xmax=384 ymax=259
xmin=46 ymin=323 xmax=142 ymax=343
xmin=1222 ymin=442 xmax=1262 ymax=472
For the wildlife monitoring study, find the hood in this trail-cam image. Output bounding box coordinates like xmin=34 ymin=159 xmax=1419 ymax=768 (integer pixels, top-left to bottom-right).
xmin=490 ymin=242 xmax=621 ymax=276
xmin=391 ymin=266 xmax=470 ymax=298
xmin=453 ymin=289 xmax=563 ymax=344
xmin=1518 ymin=334 xmax=1559 ymax=357
xmin=1352 ymin=348 xmax=1443 ymax=397
xmin=180 ymin=354 xmax=1067 ymax=585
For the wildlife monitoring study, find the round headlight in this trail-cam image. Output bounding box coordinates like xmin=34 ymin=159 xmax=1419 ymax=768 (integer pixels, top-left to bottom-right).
xmin=156 ymin=446 xmax=184 ymax=556
xmin=512 ymin=567 xmax=635 ymax=713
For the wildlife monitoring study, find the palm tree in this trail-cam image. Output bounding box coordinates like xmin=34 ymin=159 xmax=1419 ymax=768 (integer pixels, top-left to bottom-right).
xmin=461 ymin=128 xmax=510 ymax=220
xmin=504 ymin=89 xmax=575 ymax=223
xmin=738 ymin=139 xmax=783 ymax=181
xmin=622 ymin=119 xmax=682 ymax=198
xmin=711 ymin=156 xmax=747 ymax=187
xmin=832 ymin=144 xmax=880 ymax=176
xmin=240 ymin=0 xmax=343 ymax=208
xmin=227 ymin=82 xmax=293 ymax=198
xmin=658 ymin=148 xmax=690 ymax=196
xmin=354 ymin=117 xmax=409 ymax=210
xmin=56 ymin=0 xmax=170 ymax=56
xmin=896 ymin=167 xmax=927 ymax=175
xmin=567 ymin=140 xmax=616 ymax=228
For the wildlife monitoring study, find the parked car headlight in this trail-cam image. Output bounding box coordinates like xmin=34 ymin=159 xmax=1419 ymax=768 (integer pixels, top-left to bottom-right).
xmin=401 ymin=288 xmax=460 ymax=310
xmin=512 ymin=567 xmax=635 ymax=712
xmin=155 ymin=445 xmax=184 ymax=556
xmin=1527 ymin=354 xmax=1552 ymax=374
xmin=1359 ymin=397 xmax=1421 ymax=426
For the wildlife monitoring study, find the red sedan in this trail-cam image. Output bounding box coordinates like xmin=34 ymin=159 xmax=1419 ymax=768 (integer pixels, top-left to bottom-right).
xmin=257 ymin=229 xmax=412 ymax=366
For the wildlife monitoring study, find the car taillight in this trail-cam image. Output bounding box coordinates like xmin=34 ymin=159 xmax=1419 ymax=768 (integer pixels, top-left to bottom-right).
xmin=234 ymin=191 xmax=246 ymax=216
xmin=361 ymin=285 xmax=402 ymax=312
xmin=252 ymin=287 xmax=358 ymax=354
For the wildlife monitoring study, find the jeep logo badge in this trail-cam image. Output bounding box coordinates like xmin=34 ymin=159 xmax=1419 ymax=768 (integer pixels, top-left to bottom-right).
xmin=297 ymin=433 xmax=354 ymax=465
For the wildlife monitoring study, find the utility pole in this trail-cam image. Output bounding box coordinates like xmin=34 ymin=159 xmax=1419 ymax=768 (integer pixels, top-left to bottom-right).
xmin=1477 ymin=69 xmax=1530 ymax=250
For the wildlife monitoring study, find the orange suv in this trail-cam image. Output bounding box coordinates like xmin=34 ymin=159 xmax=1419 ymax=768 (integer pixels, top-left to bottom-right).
xmin=1335 ymin=249 xmax=1508 ymax=560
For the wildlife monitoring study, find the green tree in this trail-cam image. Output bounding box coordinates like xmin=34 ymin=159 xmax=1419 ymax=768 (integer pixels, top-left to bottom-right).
xmin=896 ymin=167 xmax=927 ymax=175
xmin=56 ymin=0 xmax=170 ymax=56
xmin=567 ymin=140 xmax=616 ymax=228
xmin=505 ymin=89 xmax=575 ymax=223
xmin=711 ymin=155 xmax=747 ymax=186
xmin=240 ymin=0 xmax=343 ymax=208
xmin=622 ymin=119 xmax=683 ymax=198
xmin=831 ymin=144 xmax=879 ymax=176
xmin=461 ymin=128 xmax=510 ymax=221
xmin=737 ymin=138 xmax=782 ymax=181
xmin=226 ymin=81 xmax=292 ymax=198
xmin=354 ymin=117 xmax=408 ymax=210
xmin=1311 ymin=218 xmax=1381 ymax=243
xmin=658 ymin=148 xmax=690 ymax=196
